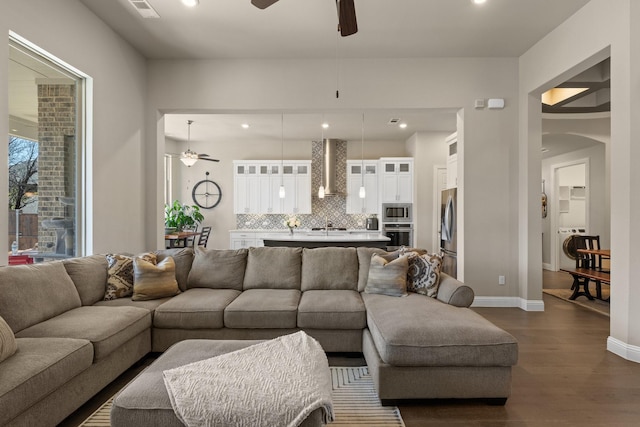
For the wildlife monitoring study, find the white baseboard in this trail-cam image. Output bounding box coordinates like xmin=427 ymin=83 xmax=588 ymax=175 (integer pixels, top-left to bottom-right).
xmin=472 ymin=297 xmax=545 ymax=311
xmin=607 ymin=337 xmax=640 ymax=363
xmin=542 ymin=263 xmax=553 ymax=271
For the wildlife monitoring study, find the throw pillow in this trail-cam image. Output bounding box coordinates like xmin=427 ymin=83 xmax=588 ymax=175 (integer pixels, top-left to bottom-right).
xmin=104 ymin=252 xmax=156 ymax=300
xmin=405 ymin=251 xmax=443 ymax=297
xmin=364 ymin=253 xmax=409 ymax=297
xmin=0 ymin=314 xmax=17 ymax=363
xmin=132 ymin=256 xmax=180 ymax=301
xmin=187 ymin=247 xmax=248 ymax=291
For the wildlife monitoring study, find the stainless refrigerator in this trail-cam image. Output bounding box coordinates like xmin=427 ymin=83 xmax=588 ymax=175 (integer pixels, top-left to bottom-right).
xmin=440 ymin=188 xmax=457 ymax=278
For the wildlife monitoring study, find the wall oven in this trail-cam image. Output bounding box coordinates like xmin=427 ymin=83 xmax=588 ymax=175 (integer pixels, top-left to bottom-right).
xmin=382 ymin=203 xmax=412 ymax=223
xmin=383 ymin=223 xmax=413 ymax=251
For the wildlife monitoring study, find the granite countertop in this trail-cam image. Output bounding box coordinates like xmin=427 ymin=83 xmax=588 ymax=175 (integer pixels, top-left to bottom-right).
xmin=261 ymin=231 xmax=390 ymax=242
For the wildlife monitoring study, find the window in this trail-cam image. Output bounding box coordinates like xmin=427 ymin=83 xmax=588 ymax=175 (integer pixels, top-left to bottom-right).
xmin=8 ymin=36 xmax=87 ymax=262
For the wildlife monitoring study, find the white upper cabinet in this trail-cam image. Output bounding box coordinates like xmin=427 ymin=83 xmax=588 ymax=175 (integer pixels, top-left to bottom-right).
xmin=379 ymin=158 xmax=413 ymax=203
xmin=446 ymin=132 xmax=458 ymax=189
xmin=281 ymin=161 xmax=311 ymax=214
xmin=233 ymin=162 xmax=259 ymax=214
xmin=346 ymin=160 xmax=378 ymax=214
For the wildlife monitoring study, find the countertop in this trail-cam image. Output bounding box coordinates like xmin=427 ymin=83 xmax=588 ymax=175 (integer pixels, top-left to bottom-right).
xmin=261 ymin=231 xmax=390 ymax=242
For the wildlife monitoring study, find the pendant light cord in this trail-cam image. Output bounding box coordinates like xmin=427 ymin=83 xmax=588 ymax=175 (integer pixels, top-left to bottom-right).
xmin=335 ymin=28 xmax=340 ymax=99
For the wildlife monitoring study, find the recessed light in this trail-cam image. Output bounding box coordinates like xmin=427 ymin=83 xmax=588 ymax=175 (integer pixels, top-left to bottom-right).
xmin=473 ymin=0 xmax=487 ymax=4
xmin=399 ymin=123 xmax=408 ymax=129
xmin=181 ymin=0 xmax=199 ymax=7
xmin=241 ymin=123 xmax=250 ymax=129
xmin=322 ymin=123 xmax=329 ymax=129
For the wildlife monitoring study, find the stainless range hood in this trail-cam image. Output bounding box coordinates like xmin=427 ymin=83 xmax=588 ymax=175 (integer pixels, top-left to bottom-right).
xmin=319 ymin=138 xmax=345 ymax=196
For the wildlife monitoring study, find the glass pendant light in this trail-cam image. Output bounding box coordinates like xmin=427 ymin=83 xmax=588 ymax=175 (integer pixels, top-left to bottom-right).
xmin=180 ymin=120 xmax=198 ymax=167
xmin=359 ymin=113 xmax=366 ymax=198
xmin=279 ymin=113 xmax=286 ymax=198
xmin=318 ymin=115 xmax=325 ymax=199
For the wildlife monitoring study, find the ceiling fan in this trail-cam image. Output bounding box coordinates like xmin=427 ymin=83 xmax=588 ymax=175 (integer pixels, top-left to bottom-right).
xmin=251 ymin=0 xmax=358 ymax=37
xmin=179 ymin=120 xmax=220 ymax=167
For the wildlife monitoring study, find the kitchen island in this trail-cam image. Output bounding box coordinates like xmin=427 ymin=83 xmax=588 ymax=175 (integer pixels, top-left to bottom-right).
xmin=262 ymin=231 xmax=390 ymax=249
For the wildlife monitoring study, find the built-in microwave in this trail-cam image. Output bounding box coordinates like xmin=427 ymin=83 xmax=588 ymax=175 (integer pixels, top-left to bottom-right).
xmin=382 ymin=203 xmax=412 ymax=223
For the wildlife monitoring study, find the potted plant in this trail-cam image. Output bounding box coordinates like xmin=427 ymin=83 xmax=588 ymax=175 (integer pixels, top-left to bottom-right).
xmin=164 ymin=200 xmax=204 ymax=233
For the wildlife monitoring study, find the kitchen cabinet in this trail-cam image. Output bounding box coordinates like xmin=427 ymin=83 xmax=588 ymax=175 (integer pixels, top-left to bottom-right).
xmin=281 ymin=161 xmax=311 ymax=214
xmin=346 ymin=160 xmax=378 ymax=214
xmin=229 ymin=231 xmax=259 ymax=249
xmin=379 ymin=158 xmax=413 ymax=203
xmin=258 ymin=162 xmax=283 ymax=214
xmin=233 ymin=162 xmax=259 ymax=214
xmin=446 ymin=132 xmax=458 ymax=189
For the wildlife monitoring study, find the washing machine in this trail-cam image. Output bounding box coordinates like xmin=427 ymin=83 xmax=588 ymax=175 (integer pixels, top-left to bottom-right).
xmin=558 ymin=227 xmax=587 ymax=270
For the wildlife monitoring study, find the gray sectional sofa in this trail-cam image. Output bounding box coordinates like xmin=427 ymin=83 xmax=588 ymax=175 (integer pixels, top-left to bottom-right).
xmin=0 ymin=246 xmax=518 ymax=426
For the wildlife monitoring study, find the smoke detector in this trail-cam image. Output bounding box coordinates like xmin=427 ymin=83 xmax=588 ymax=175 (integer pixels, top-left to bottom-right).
xmin=387 ymin=118 xmax=401 ymax=125
xmin=128 ymin=0 xmax=160 ymax=18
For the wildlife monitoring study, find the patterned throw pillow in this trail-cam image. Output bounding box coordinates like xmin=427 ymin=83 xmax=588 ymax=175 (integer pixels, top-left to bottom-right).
xmin=132 ymin=256 xmax=180 ymax=301
xmin=364 ymin=253 xmax=409 ymax=297
xmin=104 ymin=253 xmax=157 ymax=300
xmin=0 ymin=314 xmax=17 ymax=363
xmin=405 ymin=251 xmax=443 ymax=297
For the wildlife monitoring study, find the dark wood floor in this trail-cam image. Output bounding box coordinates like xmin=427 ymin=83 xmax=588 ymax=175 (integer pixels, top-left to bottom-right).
xmin=62 ymin=289 xmax=640 ymax=427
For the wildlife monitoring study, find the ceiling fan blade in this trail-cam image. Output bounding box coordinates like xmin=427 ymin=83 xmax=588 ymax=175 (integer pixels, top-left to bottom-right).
xmin=251 ymin=0 xmax=279 ymax=9
xmin=337 ymin=0 xmax=357 ymax=36
xmin=200 ymin=157 xmax=220 ymax=163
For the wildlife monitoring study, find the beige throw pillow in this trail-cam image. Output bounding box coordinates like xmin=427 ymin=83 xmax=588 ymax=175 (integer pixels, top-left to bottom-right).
xmin=104 ymin=253 xmax=157 ymax=300
xmin=0 ymin=315 xmax=17 ymax=363
xmin=364 ymin=253 xmax=409 ymax=297
xmin=132 ymin=256 xmax=180 ymax=301
xmin=405 ymin=251 xmax=443 ymax=297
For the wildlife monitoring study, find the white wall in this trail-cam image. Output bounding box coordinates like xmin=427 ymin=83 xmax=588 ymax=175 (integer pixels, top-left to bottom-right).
xmin=0 ymin=0 xmax=148 ymax=263
xmin=519 ymin=0 xmax=640 ymax=360
xmin=147 ymin=57 xmax=520 ymax=300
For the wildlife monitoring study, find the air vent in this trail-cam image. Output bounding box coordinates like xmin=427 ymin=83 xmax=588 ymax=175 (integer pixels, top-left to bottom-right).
xmin=388 ymin=118 xmax=400 ymax=124
xmin=129 ymin=0 xmax=160 ymax=18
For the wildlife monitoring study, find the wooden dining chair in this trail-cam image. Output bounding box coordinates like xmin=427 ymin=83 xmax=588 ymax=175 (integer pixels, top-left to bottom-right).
xmin=196 ymin=226 xmax=212 ymax=248
xmin=575 ymin=235 xmax=607 ymax=271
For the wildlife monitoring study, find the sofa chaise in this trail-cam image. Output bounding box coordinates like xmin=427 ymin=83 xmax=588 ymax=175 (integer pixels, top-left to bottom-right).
xmin=0 ymin=245 xmax=518 ymax=426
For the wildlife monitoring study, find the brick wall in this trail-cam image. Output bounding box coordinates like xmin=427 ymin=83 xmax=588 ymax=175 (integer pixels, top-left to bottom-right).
xmin=37 ymin=84 xmax=76 ymax=254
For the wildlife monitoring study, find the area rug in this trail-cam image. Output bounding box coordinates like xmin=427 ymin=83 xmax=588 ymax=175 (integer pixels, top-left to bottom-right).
xmin=80 ymin=366 xmax=405 ymax=426
xmin=543 ymin=288 xmax=610 ymax=317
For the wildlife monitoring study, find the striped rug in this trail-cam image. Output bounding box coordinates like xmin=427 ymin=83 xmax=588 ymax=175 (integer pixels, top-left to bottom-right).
xmin=80 ymin=366 xmax=404 ymax=426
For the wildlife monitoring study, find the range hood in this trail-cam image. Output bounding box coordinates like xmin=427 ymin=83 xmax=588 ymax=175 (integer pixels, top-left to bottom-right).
xmin=319 ymin=138 xmax=345 ymax=196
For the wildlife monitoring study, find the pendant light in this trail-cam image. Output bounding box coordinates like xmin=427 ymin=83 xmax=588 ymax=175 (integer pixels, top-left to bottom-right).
xmin=359 ymin=113 xmax=366 ymax=198
xmin=180 ymin=120 xmax=198 ymax=167
xmin=279 ymin=113 xmax=286 ymax=198
xmin=318 ymin=115 xmax=325 ymax=199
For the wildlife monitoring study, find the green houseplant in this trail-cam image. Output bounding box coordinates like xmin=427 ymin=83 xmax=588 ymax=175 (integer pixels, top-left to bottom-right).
xmin=164 ymin=200 xmax=205 ymax=233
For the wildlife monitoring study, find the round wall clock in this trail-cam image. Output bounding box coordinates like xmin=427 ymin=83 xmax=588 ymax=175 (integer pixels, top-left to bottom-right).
xmin=192 ymin=172 xmax=222 ymax=209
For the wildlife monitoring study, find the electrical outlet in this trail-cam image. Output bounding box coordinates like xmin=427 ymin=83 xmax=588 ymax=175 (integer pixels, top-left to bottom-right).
xmin=498 ymin=275 xmax=506 ymax=285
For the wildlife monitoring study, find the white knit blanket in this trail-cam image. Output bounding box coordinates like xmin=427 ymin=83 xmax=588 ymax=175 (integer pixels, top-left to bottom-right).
xmin=162 ymin=331 xmax=334 ymax=427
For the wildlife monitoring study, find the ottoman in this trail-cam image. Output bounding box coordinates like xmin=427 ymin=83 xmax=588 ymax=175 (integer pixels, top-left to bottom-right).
xmin=111 ymin=339 xmax=327 ymax=427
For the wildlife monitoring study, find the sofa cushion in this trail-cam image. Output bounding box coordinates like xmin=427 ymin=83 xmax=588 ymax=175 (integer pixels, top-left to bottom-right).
xmin=0 ymin=337 xmax=93 ymax=425
xmin=132 ymin=257 xmax=180 ymax=301
xmin=0 ymin=315 xmax=17 ymax=363
xmin=15 ymin=306 xmax=151 ymax=361
xmin=154 ymin=288 xmax=241 ymax=329
xmin=405 ymin=251 xmax=443 ymax=297
xmin=362 ymin=292 xmax=518 ymax=367
xmin=188 ymin=247 xmax=247 ymax=291
xmin=224 ymin=289 xmax=301 ymax=328
xmin=62 ymin=255 xmax=108 ymax=306
xmin=243 ymin=247 xmax=302 ymax=290
xmin=301 ymin=247 xmax=359 ymax=291
xmin=104 ymin=253 xmax=157 ymax=300
xmin=356 ymin=247 xmax=398 ymax=292
xmin=0 ymin=262 xmax=82 ymax=333
xmin=156 ymin=247 xmax=194 ymax=292
xmin=297 ymin=290 xmax=366 ymax=329
xmin=364 ymin=253 xmax=409 ymax=297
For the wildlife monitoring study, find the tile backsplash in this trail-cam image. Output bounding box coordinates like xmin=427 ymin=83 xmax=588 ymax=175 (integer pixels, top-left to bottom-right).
xmin=236 ymin=139 xmax=376 ymax=230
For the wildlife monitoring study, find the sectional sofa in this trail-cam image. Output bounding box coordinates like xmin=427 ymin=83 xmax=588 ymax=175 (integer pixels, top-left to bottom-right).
xmin=0 ymin=246 xmax=518 ymax=426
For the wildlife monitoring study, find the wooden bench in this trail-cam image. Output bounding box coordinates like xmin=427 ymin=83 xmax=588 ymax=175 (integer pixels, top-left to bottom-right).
xmin=560 ymin=267 xmax=610 ymax=302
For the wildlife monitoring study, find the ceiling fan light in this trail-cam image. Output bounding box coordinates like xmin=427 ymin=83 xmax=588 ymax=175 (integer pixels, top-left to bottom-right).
xmin=180 ymin=149 xmax=199 ymax=167
xmin=181 ymin=0 xmax=199 ymax=7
